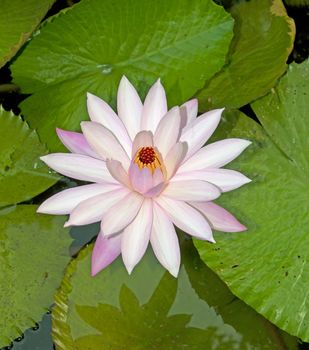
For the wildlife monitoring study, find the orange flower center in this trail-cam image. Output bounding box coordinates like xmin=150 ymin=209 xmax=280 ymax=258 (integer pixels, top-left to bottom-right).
xmin=134 ymin=147 xmax=163 ymax=174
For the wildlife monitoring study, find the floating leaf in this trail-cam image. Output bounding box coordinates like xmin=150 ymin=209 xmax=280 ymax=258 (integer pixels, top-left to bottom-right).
xmin=195 ymin=60 xmax=309 ymax=341
xmin=0 ymin=107 xmax=59 ymax=207
xmin=11 ymin=0 xmax=233 ymax=151
xmin=52 ymin=239 xmax=297 ymax=350
xmin=0 ymin=205 xmax=72 ymax=348
xmin=197 ymin=0 xmax=295 ymax=110
xmin=0 ymin=0 xmax=55 ymax=68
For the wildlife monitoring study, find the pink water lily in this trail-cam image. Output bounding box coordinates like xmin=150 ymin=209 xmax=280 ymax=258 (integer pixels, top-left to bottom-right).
xmin=38 ymin=76 xmax=251 ymax=277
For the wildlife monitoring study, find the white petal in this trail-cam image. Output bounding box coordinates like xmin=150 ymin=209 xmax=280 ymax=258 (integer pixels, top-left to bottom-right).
xmin=164 ymin=142 xmax=188 ymax=179
xmin=91 ymin=233 xmax=122 ymax=276
xmin=40 ymin=153 xmax=116 ymax=183
xmin=190 ymin=202 xmax=247 ymax=232
xmin=101 ymin=192 xmax=144 ymax=236
xmin=56 ymin=128 xmax=98 ymax=158
xmin=87 ymin=92 xmax=132 ymax=155
xmin=81 ymin=122 xmax=130 ymax=170
xmin=37 ymin=183 xmax=120 ymax=215
xmin=155 ymin=196 xmax=214 ymax=242
xmin=180 ymin=108 xmax=224 ymax=161
xmin=131 ymin=130 xmax=153 ymax=158
xmin=117 ymin=76 xmax=143 ymax=140
xmin=163 ymin=180 xmax=220 ymax=202
xmin=180 ymin=99 xmax=198 ymax=127
xmin=141 ymin=79 xmax=167 ymax=133
xmin=179 ymin=138 xmax=251 ymax=172
xmin=154 ymin=107 xmax=181 ymax=158
xmin=173 ymin=169 xmax=251 ymax=192
xmin=106 ymin=159 xmax=131 ymax=188
xmin=65 ymin=187 xmax=130 ymax=226
xmin=150 ymin=202 xmax=180 ymax=277
xmin=121 ymin=199 xmax=153 ymax=274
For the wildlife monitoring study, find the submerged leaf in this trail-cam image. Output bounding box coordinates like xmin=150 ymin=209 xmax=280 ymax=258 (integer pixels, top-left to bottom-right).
xmin=52 ymin=240 xmax=297 ymax=350
xmin=0 ymin=205 xmax=72 ymax=348
xmin=0 ymin=107 xmax=59 ymax=207
xmin=195 ymin=60 xmax=309 ymax=341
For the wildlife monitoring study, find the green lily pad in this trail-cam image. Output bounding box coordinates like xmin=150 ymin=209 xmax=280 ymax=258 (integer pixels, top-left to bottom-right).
xmin=0 ymin=0 xmax=55 ymax=68
xmin=11 ymin=0 xmax=233 ymax=151
xmin=195 ymin=61 xmax=309 ymax=341
xmin=0 ymin=205 xmax=72 ymax=348
xmin=197 ymin=0 xmax=295 ymax=110
xmin=52 ymin=239 xmax=297 ymax=350
xmin=0 ymin=107 xmax=59 ymax=207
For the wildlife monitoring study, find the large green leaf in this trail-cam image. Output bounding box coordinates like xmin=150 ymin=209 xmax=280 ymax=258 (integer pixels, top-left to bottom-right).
xmin=52 ymin=239 xmax=297 ymax=350
xmin=0 ymin=107 xmax=59 ymax=207
xmin=0 ymin=205 xmax=72 ymax=348
xmin=0 ymin=0 xmax=55 ymax=68
xmin=11 ymin=0 xmax=233 ymax=151
xmin=197 ymin=0 xmax=295 ymax=110
xmin=195 ymin=61 xmax=309 ymax=341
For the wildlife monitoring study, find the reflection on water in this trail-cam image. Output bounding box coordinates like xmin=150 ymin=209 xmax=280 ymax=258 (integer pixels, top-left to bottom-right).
xmin=9 ymin=313 xmax=53 ymax=350
xmin=52 ymin=238 xmax=297 ymax=350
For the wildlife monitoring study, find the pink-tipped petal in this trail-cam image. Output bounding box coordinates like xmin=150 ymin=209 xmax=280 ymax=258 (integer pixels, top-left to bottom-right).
xmin=190 ymin=202 xmax=247 ymax=232
xmin=87 ymin=92 xmax=131 ymax=155
xmin=131 ymin=130 xmax=153 ymax=158
xmin=91 ymin=233 xmax=122 ymax=276
xmin=81 ymin=121 xmax=130 ymax=170
xmin=180 ymin=99 xmax=198 ymax=127
xmin=180 ymin=108 xmax=224 ymax=161
xmin=101 ymin=192 xmax=144 ymax=237
xmin=117 ymin=76 xmax=143 ymax=140
xmin=150 ymin=202 xmax=180 ymax=277
xmin=121 ymin=199 xmax=153 ymax=274
xmin=164 ymin=142 xmax=188 ymax=179
xmin=106 ymin=159 xmax=131 ymax=188
xmin=40 ymin=153 xmax=116 ymax=183
xmin=37 ymin=183 xmax=120 ymax=215
xmin=154 ymin=107 xmax=181 ymax=158
xmin=172 ymin=169 xmax=251 ymax=192
xmin=155 ymin=196 xmax=214 ymax=242
xmin=56 ymin=128 xmax=98 ymax=158
xmin=163 ymin=180 xmax=220 ymax=202
xmin=141 ymin=79 xmax=167 ymax=133
xmin=179 ymin=138 xmax=252 ymax=173
xmin=65 ymin=187 xmax=130 ymax=226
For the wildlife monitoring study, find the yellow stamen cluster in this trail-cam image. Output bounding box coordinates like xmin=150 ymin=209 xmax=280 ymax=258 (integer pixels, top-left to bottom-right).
xmin=134 ymin=147 xmax=162 ymax=174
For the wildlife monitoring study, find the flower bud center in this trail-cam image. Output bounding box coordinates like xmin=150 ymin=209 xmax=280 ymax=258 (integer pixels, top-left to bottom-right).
xmin=134 ymin=147 xmax=163 ymax=174
xmin=138 ymin=147 xmax=156 ymax=164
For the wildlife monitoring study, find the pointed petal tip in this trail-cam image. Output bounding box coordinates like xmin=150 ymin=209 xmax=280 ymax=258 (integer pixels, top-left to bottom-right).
xmin=238 ymin=223 xmax=247 ymax=232
xmin=63 ymin=221 xmax=71 ymax=228
xmin=36 ymin=206 xmax=44 ymax=214
xmin=126 ymin=264 xmax=134 ymax=275
xmin=40 ymin=155 xmax=48 ymax=163
xmin=120 ymin=75 xmax=129 ymax=84
xmin=168 ymin=265 xmax=179 ymax=278
xmin=86 ymin=91 xmax=95 ymax=99
xmin=91 ymin=263 xmax=100 ymax=277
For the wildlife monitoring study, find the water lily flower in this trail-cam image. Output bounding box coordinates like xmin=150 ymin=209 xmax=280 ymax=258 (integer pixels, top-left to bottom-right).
xmin=38 ymin=76 xmax=251 ymax=277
